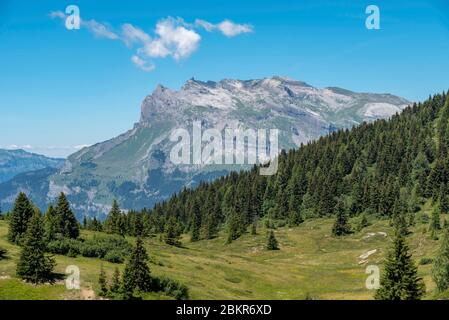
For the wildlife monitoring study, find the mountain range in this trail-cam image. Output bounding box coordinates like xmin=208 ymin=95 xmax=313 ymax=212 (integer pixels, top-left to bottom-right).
xmin=0 ymin=76 xmax=410 ymax=218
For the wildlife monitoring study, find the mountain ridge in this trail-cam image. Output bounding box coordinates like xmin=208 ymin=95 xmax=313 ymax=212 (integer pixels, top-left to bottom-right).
xmin=0 ymin=76 xmax=410 ymax=217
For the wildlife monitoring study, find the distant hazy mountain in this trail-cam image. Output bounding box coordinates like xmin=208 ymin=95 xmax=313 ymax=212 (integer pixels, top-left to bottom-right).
xmin=0 ymin=77 xmax=410 ymax=217
xmin=0 ymin=149 xmax=64 ymax=183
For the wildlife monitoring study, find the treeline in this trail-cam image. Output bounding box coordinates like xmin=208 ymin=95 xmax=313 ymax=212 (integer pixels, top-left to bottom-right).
xmin=99 ymin=92 xmax=449 ymax=245
xmin=3 ymin=193 xmax=188 ymax=299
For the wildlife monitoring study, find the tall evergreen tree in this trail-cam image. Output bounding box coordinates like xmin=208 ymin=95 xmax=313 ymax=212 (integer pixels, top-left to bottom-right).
xmin=121 ymin=237 xmax=152 ymax=299
xmin=43 ymin=205 xmax=59 ymax=241
xmin=110 ymin=267 xmax=121 ymax=295
xmin=375 ymin=232 xmax=425 ymax=300
xmin=332 ymin=199 xmax=351 ymax=236
xmin=55 ymin=193 xmax=79 ymax=239
xmin=98 ymin=265 xmax=108 ymax=297
xmin=266 ymin=230 xmax=279 ymax=250
xmin=104 ymin=200 xmax=122 ymax=235
xmin=16 ymin=209 xmax=55 ymax=284
xmin=8 ymin=192 xmax=34 ymax=244
xmin=164 ymin=216 xmax=182 ymax=246
xmin=432 ymin=228 xmax=449 ymax=292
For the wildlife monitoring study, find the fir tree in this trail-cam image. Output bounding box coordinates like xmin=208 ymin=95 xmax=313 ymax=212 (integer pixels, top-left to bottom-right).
xmin=332 ymin=199 xmax=351 ymax=236
xmin=190 ymin=200 xmax=201 ymax=242
xmin=164 ymin=216 xmax=182 ymax=246
xmin=266 ymin=230 xmax=279 ymax=250
xmin=110 ymin=267 xmax=121 ymax=295
xmin=104 ymin=200 xmax=122 ymax=235
xmin=43 ymin=205 xmax=59 ymax=241
xmin=375 ymin=232 xmax=425 ymax=300
xmin=55 ymin=193 xmax=79 ymax=239
xmin=429 ymin=208 xmax=441 ymax=240
xmin=98 ymin=265 xmax=108 ymax=297
xmin=8 ymin=192 xmax=34 ymax=244
xmin=432 ymin=228 xmax=449 ymax=292
xmin=121 ymin=237 xmax=152 ymax=299
xmin=16 ymin=209 xmax=55 ymax=284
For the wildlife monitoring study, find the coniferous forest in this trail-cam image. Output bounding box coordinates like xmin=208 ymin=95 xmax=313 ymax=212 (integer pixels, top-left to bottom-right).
xmin=2 ymin=92 xmax=449 ymax=300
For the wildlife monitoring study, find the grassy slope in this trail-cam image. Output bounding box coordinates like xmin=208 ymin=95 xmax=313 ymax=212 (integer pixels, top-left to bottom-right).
xmin=0 ymin=208 xmax=444 ymax=300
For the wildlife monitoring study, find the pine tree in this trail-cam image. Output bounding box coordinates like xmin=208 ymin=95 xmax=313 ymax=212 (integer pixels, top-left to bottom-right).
xmin=121 ymin=237 xmax=151 ymax=299
xmin=98 ymin=265 xmax=108 ymax=297
xmin=432 ymin=228 xmax=449 ymax=292
xmin=190 ymin=200 xmax=201 ymax=242
xmin=110 ymin=267 xmax=121 ymax=295
xmin=43 ymin=205 xmax=59 ymax=241
xmin=16 ymin=209 xmax=55 ymax=284
xmin=332 ymin=199 xmax=351 ymax=236
xmin=55 ymin=193 xmax=79 ymax=239
xmin=164 ymin=216 xmax=182 ymax=246
xmin=266 ymin=230 xmax=279 ymax=250
xmin=104 ymin=200 xmax=122 ymax=235
xmin=8 ymin=192 xmax=34 ymax=244
xmin=374 ymin=232 xmax=425 ymax=300
xmin=429 ymin=208 xmax=441 ymax=239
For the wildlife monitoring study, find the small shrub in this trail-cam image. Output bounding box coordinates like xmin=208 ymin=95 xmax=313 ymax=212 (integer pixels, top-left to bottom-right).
xmin=104 ymin=250 xmax=125 ymax=263
xmin=419 ymin=257 xmax=433 ymax=265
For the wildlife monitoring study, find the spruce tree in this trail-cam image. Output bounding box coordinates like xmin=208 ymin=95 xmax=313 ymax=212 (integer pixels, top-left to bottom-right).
xmin=164 ymin=216 xmax=182 ymax=246
xmin=432 ymin=228 xmax=449 ymax=292
xmin=332 ymin=199 xmax=351 ymax=236
xmin=55 ymin=193 xmax=79 ymax=239
xmin=16 ymin=209 xmax=55 ymax=284
xmin=110 ymin=267 xmax=121 ymax=295
xmin=98 ymin=265 xmax=108 ymax=297
xmin=43 ymin=205 xmax=59 ymax=241
xmin=374 ymin=232 xmax=425 ymax=300
xmin=267 ymin=230 xmax=279 ymax=250
xmin=190 ymin=200 xmax=201 ymax=242
xmin=104 ymin=200 xmax=122 ymax=235
xmin=429 ymin=208 xmax=441 ymax=240
xmin=8 ymin=192 xmax=34 ymax=244
xmin=121 ymin=237 xmax=152 ymax=299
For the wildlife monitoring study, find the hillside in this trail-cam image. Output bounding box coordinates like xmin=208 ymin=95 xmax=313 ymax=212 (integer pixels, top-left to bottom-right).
xmin=0 ymin=213 xmax=444 ymax=300
xmin=0 ymin=149 xmax=64 ymax=184
xmin=0 ymin=77 xmax=409 ymax=216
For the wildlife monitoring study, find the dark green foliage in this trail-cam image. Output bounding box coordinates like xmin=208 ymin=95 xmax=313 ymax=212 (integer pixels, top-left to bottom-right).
xmin=432 ymin=228 xmax=449 ymax=292
xmin=46 ymin=235 xmax=131 ymax=263
xmin=110 ymin=267 xmax=121 ymax=295
xmin=164 ymin=216 xmax=182 ymax=246
xmin=104 ymin=200 xmax=124 ymax=235
xmin=8 ymin=192 xmax=34 ymax=244
xmin=98 ymin=265 xmax=108 ymax=297
xmin=55 ymin=193 xmax=79 ymax=239
xmin=332 ymin=199 xmax=351 ymax=236
xmin=121 ymin=237 xmax=152 ymax=299
xmin=150 ymin=276 xmax=189 ymax=300
xmin=375 ymin=232 xmax=425 ymax=300
xmin=266 ymin=230 xmax=279 ymax=250
xmin=16 ymin=209 xmax=56 ymax=284
xmin=43 ymin=205 xmax=59 ymax=241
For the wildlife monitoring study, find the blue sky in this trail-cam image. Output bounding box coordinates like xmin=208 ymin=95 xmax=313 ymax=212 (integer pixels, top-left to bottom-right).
xmin=1 ymin=0 xmax=449 ymax=157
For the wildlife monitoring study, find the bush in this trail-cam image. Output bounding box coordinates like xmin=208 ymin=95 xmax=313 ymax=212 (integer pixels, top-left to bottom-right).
xmin=150 ymin=276 xmax=189 ymax=300
xmin=47 ymin=235 xmax=131 ymax=263
xmin=104 ymin=250 xmax=125 ymax=263
xmin=419 ymin=257 xmax=433 ymax=265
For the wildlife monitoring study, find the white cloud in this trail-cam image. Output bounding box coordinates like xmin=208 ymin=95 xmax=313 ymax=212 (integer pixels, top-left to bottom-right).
xmin=195 ymin=19 xmax=254 ymax=37
xmin=121 ymin=23 xmax=151 ymax=46
xmin=143 ymin=17 xmax=201 ymax=61
xmin=131 ymin=55 xmax=155 ymax=72
xmin=49 ymin=10 xmax=66 ymax=19
xmin=82 ymin=20 xmax=118 ymax=40
xmin=49 ymin=10 xmax=118 ymax=40
xmin=194 ymin=19 xmax=215 ymax=32
xmin=49 ymin=11 xmax=253 ymax=70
